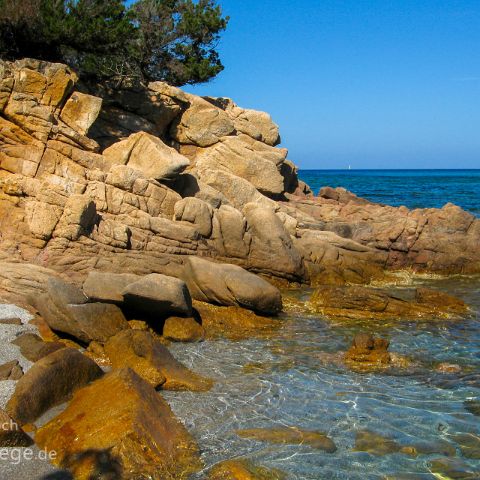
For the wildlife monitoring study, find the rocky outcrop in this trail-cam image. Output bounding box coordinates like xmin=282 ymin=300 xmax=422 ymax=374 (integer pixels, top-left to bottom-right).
xmin=1 ymin=57 xmax=479 ymax=289
xmin=35 ymin=368 xmax=202 ymax=480
xmin=308 ymin=285 xmax=470 ymax=320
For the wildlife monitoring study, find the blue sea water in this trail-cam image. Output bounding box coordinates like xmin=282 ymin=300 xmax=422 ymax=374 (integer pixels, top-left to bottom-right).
xmin=163 ymin=172 xmax=480 ymax=480
xmin=299 ymin=169 xmax=480 ymax=217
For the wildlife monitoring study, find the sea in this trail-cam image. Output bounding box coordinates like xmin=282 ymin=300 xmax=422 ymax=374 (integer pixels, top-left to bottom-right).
xmin=164 ymin=170 xmax=480 ymax=479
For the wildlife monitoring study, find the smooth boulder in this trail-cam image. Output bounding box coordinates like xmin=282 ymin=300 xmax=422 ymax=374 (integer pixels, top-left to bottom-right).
xmin=82 ymin=271 xmax=140 ymax=303
xmin=163 ymin=316 xmax=205 ymax=342
xmin=122 ymin=273 xmax=193 ymax=317
xmin=183 ymin=257 xmax=282 ymax=315
xmin=6 ymin=348 xmax=103 ymax=425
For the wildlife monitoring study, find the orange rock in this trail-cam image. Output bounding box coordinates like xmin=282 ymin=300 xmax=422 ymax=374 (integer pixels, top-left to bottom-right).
xmin=163 ymin=316 xmax=205 ymax=342
xmin=35 ymin=368 xmax=202 ymax=480
xmin=209 ymin=459 xmax=286 ymax=480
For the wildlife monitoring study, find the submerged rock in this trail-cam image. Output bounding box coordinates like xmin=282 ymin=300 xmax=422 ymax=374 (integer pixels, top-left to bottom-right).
xmin=451 ymin=433 xmax=480 ymax=459
xmin=6 ymin=348 xmax=103 ymax=425
xmin=208 ymin=459 xmax=286 ymax=480
xmin=236 ymin=427 xmax=337 ymax=453
xmin=429 ymin=457 xmax=479 ymax=479
xmin=345 ymin=333 xmax=391 ymax=368
xmin=104 ymin=329 xmax=212 ymax=391
xmin=309 ymin=285 xmax=469 ymax=320
xmin=354 ymin=430 xmax=456 ymax=457
xmin=35 ymin=368 xmax=202 ymax=480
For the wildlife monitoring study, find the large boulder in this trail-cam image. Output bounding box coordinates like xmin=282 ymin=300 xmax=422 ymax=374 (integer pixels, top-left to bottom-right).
xmin=174 ymin=196 xmax=214 ymax=237
xmin=103 ymin=131 xmax=190 ymax=181
xmin=183 ymin=257 xmax=282 ymax=315
xmin=34 ymin=278 xmax=129 ymax=344
xmin=122 ymin=273 xmax=193 ymax=316
xmin=243 ymin=203 xmax=304 ymax=279
xmin=194 ymin=135 xmax=286 ymax=196
xmin=6 ymin=348 xmax=103 ymax=425
xmin=82 ymin=271 xmax=141 ymax=303
xmin=35 ymin=368 xmax=202 ymax=480
xmin=170 ymin=96 xmax=235 ymax=147
xmin=59 ymin=91 xmax=102 ymax=136
xmin=105 ymin=330 xmax=212 ymax=391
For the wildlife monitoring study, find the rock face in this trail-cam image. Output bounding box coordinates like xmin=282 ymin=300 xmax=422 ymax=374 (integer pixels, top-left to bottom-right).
xmin=184 ymin=257 xmax=282 ymax=315
xmin=1 ymin=57 xmax=479 ymax=289
xmin=309 ymin=285 xmax=470 ymax=320
xmin=6 ymin=348 xmax=103 ymax=425
xmin=35 ymin=368 xmax=202 ymax=480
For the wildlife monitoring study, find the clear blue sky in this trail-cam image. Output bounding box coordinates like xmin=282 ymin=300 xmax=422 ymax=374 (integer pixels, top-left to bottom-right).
xmin=183 ymin=0 xmax=480 ymax=169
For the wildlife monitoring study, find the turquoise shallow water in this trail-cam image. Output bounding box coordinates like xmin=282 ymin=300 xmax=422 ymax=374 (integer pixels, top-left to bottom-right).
xmin=163 ymin=171 xmax=480 ymax=479
xmin=165 ymin=276 xmax=480 ymax=479
xmin=299 ymin=169 xmax=480 ymax=217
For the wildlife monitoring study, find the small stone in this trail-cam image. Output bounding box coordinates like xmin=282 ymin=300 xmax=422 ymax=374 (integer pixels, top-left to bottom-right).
xmin=0 ymin=317 xmax=22 ymax=325
xmin=0 ymin=408 xmax=33 ymax=447
xmin=0 ymin=360 xmax=23 ymax=380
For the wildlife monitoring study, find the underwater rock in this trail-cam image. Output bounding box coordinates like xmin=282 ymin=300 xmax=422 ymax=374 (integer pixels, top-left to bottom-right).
xmin=451 ymin=433 xmax=480 ymax=459
xmin=208 ymin=459 xmax=286 ymax=480
xmin=345 ymin=333 xmax=391 ymax=366
xmin=35 ymin=368 xmax=202 ymax=480
xmin=465 ymin=399 xmax=480 ymax=416
xmin=429 ymin=457 xmax=479 ymax=479
xmin=309 ymin=285 xmax=469 ymax=320
xmin=236 ymin=427 xmax=337 ymax=453
xmin=354 ymin=430 xmax=456 ymax=457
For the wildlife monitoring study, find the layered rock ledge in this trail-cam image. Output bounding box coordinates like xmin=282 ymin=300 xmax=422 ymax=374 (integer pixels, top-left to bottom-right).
xmin=1 ymin=58 xmax=479 ymax=290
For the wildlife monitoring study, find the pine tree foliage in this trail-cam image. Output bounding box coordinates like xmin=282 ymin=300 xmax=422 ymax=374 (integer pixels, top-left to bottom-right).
xmin=0 ymin=0 xmax=228 ymax=86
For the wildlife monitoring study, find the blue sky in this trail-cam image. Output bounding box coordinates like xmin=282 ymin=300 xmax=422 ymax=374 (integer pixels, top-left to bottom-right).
xmin=182 ymin=0 xmax=480 ymax=169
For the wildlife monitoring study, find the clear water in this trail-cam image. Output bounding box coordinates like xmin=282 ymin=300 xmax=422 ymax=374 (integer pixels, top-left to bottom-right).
xmin=164 ymin=276 xmax=480 ymax=479
xmin=299 ymin=169 xmax=480 ymax=217
xmin=162 ymin=171 xmax=480 ymax=479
